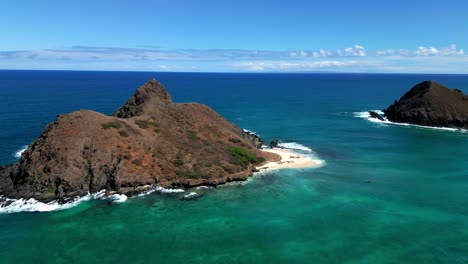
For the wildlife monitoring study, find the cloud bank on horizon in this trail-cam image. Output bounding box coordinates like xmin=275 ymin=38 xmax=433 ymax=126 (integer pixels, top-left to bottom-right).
xmin=0 ymin=44 xmax=466 ymax=73
xmin=1 ymin=0 xmax=467 ymax=73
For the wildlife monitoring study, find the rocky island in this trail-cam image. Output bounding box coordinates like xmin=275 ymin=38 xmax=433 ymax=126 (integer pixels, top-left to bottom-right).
xmin=0 ymin=79 xmax=281 ymax=202
xmin=370 ymin=81 xmax=468 ymax=129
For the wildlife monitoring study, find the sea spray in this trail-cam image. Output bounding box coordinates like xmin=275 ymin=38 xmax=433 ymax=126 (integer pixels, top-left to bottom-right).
xmin=0 ymin=195 xmax=92 ymax=214
xmin=277 ymin=142 xmax=312 ymax=152
xmin=0 ymin=186 xmax=186 ymax=214
xmin=13 ymin=145 xmax=28 ymax=158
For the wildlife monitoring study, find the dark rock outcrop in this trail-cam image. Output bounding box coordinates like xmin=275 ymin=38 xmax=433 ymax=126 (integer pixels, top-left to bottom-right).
xmin=242 ymin=130 xmax=264 ymax=149
xmin=270 ymin=140 xmax=280 ymax=148
xmin=368 ymin=111 xmax=385 ymax=121
xmin=383 ymin=81 xmax=468 ymax=129
xmin=0 ymin=79 xmax=278 ymax=202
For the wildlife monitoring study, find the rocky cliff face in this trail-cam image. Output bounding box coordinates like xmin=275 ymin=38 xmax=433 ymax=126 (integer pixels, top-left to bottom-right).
xmin=0 ymin=79 xmax=277 ymax=202
xmin=383 ymin=81 xmax=468 ymax=129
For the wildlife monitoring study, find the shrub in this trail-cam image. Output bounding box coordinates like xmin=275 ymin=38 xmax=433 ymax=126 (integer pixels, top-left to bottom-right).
xmin=173 ymin=159 xmax=184 ymax=167
xmin=188 ymin=130 xmax=199 ymax=140
xmin=256 ymin=156 xmax=266 ymax=164
xmin=227 ymin=146 xmax=258 ymax=165
xmin=102 ymin=122 xmax=122 ymax=130
xmin=123 ymin=153 xmax=132 ymax=160
xmin=135 ymin=120 xmax=160 ymax=129
xmin=119 ymin=130 xmax=129 ymax=137
xmin=135 ymin=120 xmax=149 ymax=129
xmin=154 ymin=128 xmax=161 ymax=133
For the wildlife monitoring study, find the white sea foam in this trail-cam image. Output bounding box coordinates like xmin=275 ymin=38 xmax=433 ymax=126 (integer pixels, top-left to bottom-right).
xmin=183 ymin=192 xmax=198 ymax=199
xmin=242 ymin=128 xmax=259 ymax=136
xmin=0 ymin=195 xmax=92 ymax=214
xmin=92 ymin=190 xmax=128 ymax=203
xmin=93 ymin=190 xmax=106 ymax=199
xmin=13 ymin=145 xmax=28 ymax=158
xmin=154 ymin=186 xmax=185 ymax=193
xmin=354 ymin=110 xmax=468 ymax=133
xmin=312 ymin=159 xmax=326 ymax=167
xmin=108 ymin=194 xmax=128 ymax=203
xmin=136 ymin=186 xmax=185 ymax=196
xmin=277 ymin=142 xmax=312 ymax=152
xmin=0 ymin=185 xmax=186 ymax=214
xmin=195 ymin=185 xmax=213 ymax=190
xmin=136 ymin=189 xmax=157 ymax=197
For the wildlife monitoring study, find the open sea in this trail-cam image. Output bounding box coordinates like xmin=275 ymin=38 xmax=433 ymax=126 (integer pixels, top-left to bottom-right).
xmin=0 ymin=70 xmax=467 ymax=263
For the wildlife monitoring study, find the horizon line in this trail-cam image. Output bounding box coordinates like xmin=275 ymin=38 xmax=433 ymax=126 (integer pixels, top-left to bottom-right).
xmin=1 ymin=68 xmax=468 ymax=76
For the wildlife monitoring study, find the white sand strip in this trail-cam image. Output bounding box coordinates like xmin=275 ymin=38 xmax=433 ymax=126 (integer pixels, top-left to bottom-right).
xmin=257 ymin=147 xmax=324 ymax=171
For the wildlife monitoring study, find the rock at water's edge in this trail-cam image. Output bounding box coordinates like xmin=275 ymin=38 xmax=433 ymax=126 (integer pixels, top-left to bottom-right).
xmin=368 ymin=111 xmax=385 ymax=121
xmin=383 ymin=81 xmax=468 ymax=129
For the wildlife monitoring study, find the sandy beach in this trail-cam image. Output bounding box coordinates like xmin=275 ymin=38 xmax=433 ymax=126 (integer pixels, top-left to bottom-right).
xmin=257 ymin=148 xmax=324 ymax=171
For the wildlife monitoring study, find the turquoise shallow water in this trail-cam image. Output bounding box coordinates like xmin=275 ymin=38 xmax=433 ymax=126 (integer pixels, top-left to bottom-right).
xmin=0 ymin=71 xmax=468 ymax=263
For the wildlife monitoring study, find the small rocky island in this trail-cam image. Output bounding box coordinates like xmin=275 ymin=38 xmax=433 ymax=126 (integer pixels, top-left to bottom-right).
xmin=370 ymin=81 xmax=468 ymax=129
xmin=0 ymin=80 xmax=279 ymax=202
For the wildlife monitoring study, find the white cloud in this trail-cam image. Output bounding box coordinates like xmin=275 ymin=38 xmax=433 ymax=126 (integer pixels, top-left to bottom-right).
xmin=376 ymin=49 xmax=395 ymax=56
xmin=440 ymin=44 xmax=464 ymax=56
xmin=154 ymin=65 xmax=189 ymax=71
xmin=344 ymin=45 xmax=367 ymax=57
xmin=308 ymin=45 xmax=366 ymax=58
xmin=415 ymin=46 xmax=439 ymax=56
xmin=0 ymin=44 xmax=467 ymax=73
xmin=376 ymin=44 xmax=464 ymax=57
xmin=233 ymin=60 xmax=362 ymax=71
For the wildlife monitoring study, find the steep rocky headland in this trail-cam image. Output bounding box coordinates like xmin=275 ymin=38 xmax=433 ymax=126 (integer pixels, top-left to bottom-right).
xmin=0 ymin=79 xmax=278 ymax=202
xmin=372 ymin=81 xmax=468 ymax=129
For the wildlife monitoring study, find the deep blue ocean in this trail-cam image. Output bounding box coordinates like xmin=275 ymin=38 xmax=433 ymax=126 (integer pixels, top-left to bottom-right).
xmin=0 ymin=70 xmax=467 ymax=263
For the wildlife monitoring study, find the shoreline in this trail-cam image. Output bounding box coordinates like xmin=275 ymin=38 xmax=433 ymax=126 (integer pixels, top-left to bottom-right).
xmin=257 ymin=147 xmax=325 ymax=171
xmin=1 ymin=146 xmax=325 ymax=214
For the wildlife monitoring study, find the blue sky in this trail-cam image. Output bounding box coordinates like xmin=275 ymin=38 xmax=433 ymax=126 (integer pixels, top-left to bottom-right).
xmin=1 ymin=0 xmax=467 ymax=73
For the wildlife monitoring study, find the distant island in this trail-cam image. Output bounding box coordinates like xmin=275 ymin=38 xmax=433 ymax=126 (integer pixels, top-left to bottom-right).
xmin=0 ymin=79 xmax=321 ymax=203
xmin=370 ymin=81 xmax=468 ymax=129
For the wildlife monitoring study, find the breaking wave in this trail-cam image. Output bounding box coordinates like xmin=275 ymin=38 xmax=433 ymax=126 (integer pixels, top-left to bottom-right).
xmin=277 ymin=142 xmax=312 ymax=152
xmin=0 ymin=186 xmax=186 ymax=214
xmin=182 ymin=192 xmax=199 ymax=199
xmin=243 ymin=128 xmax=259 ymax=136
xmin=0 ymin=195 xmax=92 ymax=214
xmin=354 ymin=110 xmax=468 ymax=133
xmin=13 ymin=145 xmax=28 ymax=158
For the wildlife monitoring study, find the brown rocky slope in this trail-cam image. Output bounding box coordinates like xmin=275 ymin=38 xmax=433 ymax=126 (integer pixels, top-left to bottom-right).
xmin=382 ymin=81 xmax=468 ymax=129
xmin=0 ymin=79 xmax=278 ymax=202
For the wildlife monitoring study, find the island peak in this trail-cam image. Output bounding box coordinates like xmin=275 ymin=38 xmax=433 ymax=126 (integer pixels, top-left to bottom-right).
xmin=113 ymin=79 xmax=172 ymax=118
xmin=382 ymin=81 xmax=468 ymax=129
